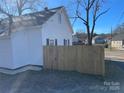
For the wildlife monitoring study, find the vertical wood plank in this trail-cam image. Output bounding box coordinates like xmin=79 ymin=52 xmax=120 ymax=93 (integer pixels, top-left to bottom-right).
xmin=43 ymin=46 xmax=105 ymax=76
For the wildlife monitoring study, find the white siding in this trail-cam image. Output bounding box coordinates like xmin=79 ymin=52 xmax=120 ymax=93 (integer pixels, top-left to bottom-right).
xmin=0 ymin=8 xmax=73 ymax=70
xmin=11 ymin=27 xmax=43 ymax=69
xmin=0 ymin=38 xmax=13 ymax=68
xmin=111 ymin=41 xmax=123 ymax=49
xmin=42 ymin=9 xmax=73 ymax=46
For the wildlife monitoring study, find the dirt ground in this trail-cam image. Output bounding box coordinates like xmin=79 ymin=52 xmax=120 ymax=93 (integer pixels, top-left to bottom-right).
xmin=105 ymin=50 xmax=124 ymax=61
xmin=0 ymin=61 xmax=124 ymax=93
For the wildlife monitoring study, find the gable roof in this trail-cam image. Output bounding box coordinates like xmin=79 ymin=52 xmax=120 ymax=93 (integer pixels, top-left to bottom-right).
xmin=112 ymin=34 xmax=124 ymax=41
xmin=93 ymin=36 xmax=105 ymax=40
xmin=13 ymin=6 xmax=64 ymax=27
xmin=0 ymin=6 xmax=64 ymax=35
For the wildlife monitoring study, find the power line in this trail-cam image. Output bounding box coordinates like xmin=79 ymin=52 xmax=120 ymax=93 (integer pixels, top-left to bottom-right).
xmin=117 ymin=11 xmax=124 ymax=25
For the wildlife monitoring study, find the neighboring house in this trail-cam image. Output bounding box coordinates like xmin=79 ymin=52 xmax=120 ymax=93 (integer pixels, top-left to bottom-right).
xmin=72 ymin=33 xmax=87 ymax=45
xmin=104 ymin=35 xmax=112 ymax=42
xmin=72 ymin=34 xmax=79 ymax=43
xmin=92 ymin=36 xmax=106 ymax=44
xmin=0 ymin=6 xmax=73 ymax=74
xmin=111 ymin=34 xmax=124 ymax=49
xmin=72 ymin=35 xmax=83 ymax=45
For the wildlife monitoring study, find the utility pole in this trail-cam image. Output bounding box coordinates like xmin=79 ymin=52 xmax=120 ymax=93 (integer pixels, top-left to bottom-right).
xmin=110 ymin=27 xmax=113 ymax=51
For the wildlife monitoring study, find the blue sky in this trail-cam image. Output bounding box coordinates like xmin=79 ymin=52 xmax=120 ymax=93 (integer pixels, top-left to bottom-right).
xmin=45 ymin=0 xmax=124 ymax=34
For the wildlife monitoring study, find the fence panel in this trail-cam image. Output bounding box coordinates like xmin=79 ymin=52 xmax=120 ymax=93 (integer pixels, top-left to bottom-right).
xmin=43 ymin=46 xmax=105 ymax=76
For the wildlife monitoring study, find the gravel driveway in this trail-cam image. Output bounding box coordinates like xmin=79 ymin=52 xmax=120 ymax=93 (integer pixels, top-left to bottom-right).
xmin=0 ymin=61 xmax=124 ymax=93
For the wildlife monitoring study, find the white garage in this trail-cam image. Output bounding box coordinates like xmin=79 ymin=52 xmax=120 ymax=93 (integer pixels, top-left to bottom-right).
xmin=0 ymin=6 xmax=73 ymax=74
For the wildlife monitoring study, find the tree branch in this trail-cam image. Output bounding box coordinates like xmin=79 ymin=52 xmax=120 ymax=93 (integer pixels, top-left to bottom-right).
xmin=76 ymin=11 xmax=87 ymax=25
xmin=0 ymin=7 xmax=11 ymax=16
xmin=90 ymin=0 xmax=98 ymax=37
xmin=95 ymin=8 xmax=110 ymax=21
xmin=89 ymin=0 xmax=96 ymax=9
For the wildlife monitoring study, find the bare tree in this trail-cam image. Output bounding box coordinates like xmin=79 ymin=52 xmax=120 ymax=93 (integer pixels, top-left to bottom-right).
xmin=0 ymin=0 xmax=45 ymax=16
xmin=0 ymin=1 xmax=13 ymax=35
xmin=0 ymin=0 xmax=45 ymax=35
xmin=113 ymin=23 xmax=124 ymax=34
xmin=71 ymin=0 xmax=109 ymax=45
xmin=16 ymin=0 xmax=45 ymax=16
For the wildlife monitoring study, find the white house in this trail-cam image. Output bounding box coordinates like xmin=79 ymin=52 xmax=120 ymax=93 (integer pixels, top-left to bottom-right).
xmin=0 ymin=6 xmax=73 ymax=74
xmin=92 ymin=36 xmax=105 ymax=44
xmin=111 ymin=34 xmax=124 ymax=49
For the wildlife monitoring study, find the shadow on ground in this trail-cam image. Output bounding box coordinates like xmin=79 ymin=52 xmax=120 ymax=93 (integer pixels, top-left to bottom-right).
xmin=0 ymin=61 xmax=124 ymax=93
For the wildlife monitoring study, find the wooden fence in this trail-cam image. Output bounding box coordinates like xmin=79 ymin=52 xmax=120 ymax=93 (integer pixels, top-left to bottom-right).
xmin=43 ymin=46 xmax=105 ymax=76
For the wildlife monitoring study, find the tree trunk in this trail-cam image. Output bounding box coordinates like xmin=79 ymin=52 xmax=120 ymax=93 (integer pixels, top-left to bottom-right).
xmin=87 ymin=33 xmax=92 ymax=45
xmin=88 ymin=37 xmax=92 ymax=45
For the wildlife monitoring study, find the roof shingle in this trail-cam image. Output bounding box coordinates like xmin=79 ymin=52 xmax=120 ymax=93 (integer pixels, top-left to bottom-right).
xmin=0 ymin=6 xmax=63 ymax=33
xmin=112 ymin=34 xmax=124 ymax=41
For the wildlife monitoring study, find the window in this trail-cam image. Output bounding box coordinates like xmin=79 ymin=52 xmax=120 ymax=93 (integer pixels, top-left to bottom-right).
xmin=58 ymin=13 xmax=61 ymax=24
xmin=123 ymin=40 xmax=124 ymax=45
xmin=64 ymin=39 xmax=67 ymax=46
xmin=64 ymin=39 xmax=70 ymax=46
xmin=46 ymin=39 xmax=58 ymax=46
xmin=55 ymin=39 xmax=58 ymax=46
xmin=49 ymin=40 xmax=54 ymax=46
xmin=68 ymin=39 xmax=70 ymax=45
xmin=46 ymin=39 xmax=49 ymax=46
